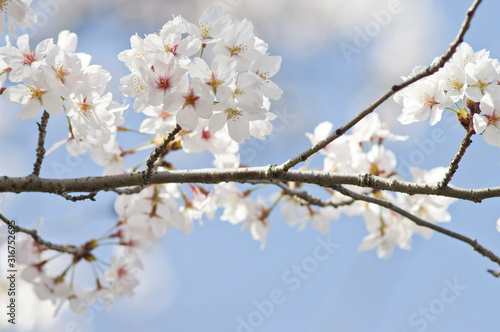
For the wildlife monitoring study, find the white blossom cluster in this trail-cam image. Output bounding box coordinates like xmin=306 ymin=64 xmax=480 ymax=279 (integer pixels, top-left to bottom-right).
xmin=118 ymin=5 xmax=282 ymax=144
xmin=0 ymin=30 xmax=127 ymax=173
xmin=16 ymin=232 xmax=143 ymax=315
xmin=395 ymin=42 xmax=500 ymax=147
xmin=304 ymin=114 xmax=455 ymax=258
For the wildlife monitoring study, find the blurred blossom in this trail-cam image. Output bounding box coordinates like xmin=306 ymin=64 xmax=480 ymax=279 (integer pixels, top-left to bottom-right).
xmin=23 ymin=0 xmax=420 ymax=53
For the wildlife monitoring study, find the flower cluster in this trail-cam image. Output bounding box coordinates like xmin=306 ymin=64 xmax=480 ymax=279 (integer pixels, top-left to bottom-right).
xmin=118 ymin=5 xmax=282 ymax=145
xmin=0 ymin=30 xmax=126 ymax=172
xmin=16 ymin=231 xmax=143 ymax=315
xmin=303 ymin=113 xmax=455 ymax=258
xmin=395 ymin=42 xmax=500 ymax=147
xmin=0 ymin=0 xmax=37 ymax=38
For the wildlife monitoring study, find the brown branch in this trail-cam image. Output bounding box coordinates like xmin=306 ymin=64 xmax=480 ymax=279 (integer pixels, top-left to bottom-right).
xmin=265 ymin=180 xmax=355 ymax=208
xmin=488 ymin=269 xmax=500 ymax=277
xmin=2 ymin=168 xmax=500 ymax=202
xmin=271 ymin=181 xmax=500 ymax=274
xmin=53 ymin=183 xmax=98 ymax=202
xmin=142 ymin=124 xmax=181 ymax=184
xmin=268 ymin=0 xmax=483 ymax=176
xmin=59 ymin=191 xmax=97 ymax=202
xmin=32 ymin=110 xmax=50 ymax=177
xmin=332 ymin=185 xmax=500 ymax=270
xmin=0 ymin=211 xmax=79 ymax=255
xmin=438 ymin=129 xmax=474 ymax=188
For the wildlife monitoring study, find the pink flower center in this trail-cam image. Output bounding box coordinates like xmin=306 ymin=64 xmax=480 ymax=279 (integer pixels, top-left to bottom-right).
xmin=199 ymin=21 xmax=212 ymax=39
xmin=259 ymin=70 xmax=271 ymax=83
xmin=28 ymin=86 xmax=46 ymax=101
xmin=208 ymin=72 xmax=224 ymax=89
xmin=183 ymin=89 xmax=200 ymax=108
xmin=420 ymin=93 xmax=439 ymax=108
xmin=156 ymin=76 xmax=171 ymax=91
xmin=159 ymin=110 xmax=170 ymax=119
xmin=133 ymin=76 xmax=146 ymax=94
xmin=226 ymin=108 xmax=243 ymax=122
xmin=478 ymin=78 xmax=490 ymax=90
xmin=0 ymin=0 xmax=11 ymax=13
xmin=78 ymin=97 xmax=93 ymax=116
xmin=166 ymin=44 xmax=178 ymax=56
xmin=486 ymin=111 xmax=500 ymax=128
xmin=202 ymin=127 xmax=211 ymax=140
xmin=22 ymin=51 xmax=36 ymax=66
xmin=117 ymin=266 xmax=128 ymax=279
xmin=55 ymin=64 xmax=70 ymax=83
xmin=228 ymin=43 xmax=247 ymax=56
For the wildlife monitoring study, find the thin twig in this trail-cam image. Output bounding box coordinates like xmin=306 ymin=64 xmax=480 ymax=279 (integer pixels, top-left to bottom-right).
xmin=142 ymin=124 xmax=181 ymax=184
xmin=0 ymin=211 xmax=79 ymax=255
xmin=332 ymin=184 xmax=500 ymax=269
xmin=268 ymin=0 xmax=483 ymax=176
xmin=59 ymin=191 xmax=98 ymax=202
xmin=32 ymin=110 xmax=50 ymax=177
xmin=438 ymin=129 xmax=474 ymax=188
xmin=487 ymin=269 xmax=500 ymax=277
xmin=263 ymin=180 xmax=355 ymax=208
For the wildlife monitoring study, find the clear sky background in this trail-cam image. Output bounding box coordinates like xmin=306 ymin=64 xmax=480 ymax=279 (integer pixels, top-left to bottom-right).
xmin=1 ymin=0 xmax=500 ymax=331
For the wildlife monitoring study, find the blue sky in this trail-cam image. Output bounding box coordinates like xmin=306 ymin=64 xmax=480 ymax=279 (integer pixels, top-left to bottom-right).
xmin=2 ymin=0 xmax=500 ymax=331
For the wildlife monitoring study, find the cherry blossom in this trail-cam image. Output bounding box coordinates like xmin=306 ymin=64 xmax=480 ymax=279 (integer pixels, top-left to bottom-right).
xmin=139 ymin=105 xmax=177 ymax=134
xmin=396 ymin=79 xmax=453 ymax=126
xmin=174 ymin=79 xmax=214 ymax=130
xmin=209 ymin=98 xmax=266 ymax=143
xmin=144 ymin=16 xmax=201 ymax=65
xmin=143 ymin=52 xmax=188 ymax=107
xmin=188 ymin=55 xmax=236 ymax=94
xmin=181 ymin=119 xmax=238 ymax=155
xmin=4 ymin=70 xmax=62 ymax=119
xmin=397 ymin=167 xmax=455 ymax=238
xmin=0 ymin=0 xmax=36 ymax=38
xmin=351 ymin=113 xmax=407 ymax=143
xmin=465 ymin=59 xmax=500 ymax=102
xmin=42 ymin=44 xmax=86 ymax=98
xmin=213 ymin=18 xmax=262 ymax=70
xmin=1 ymin=33 xmax=53 ymax=82
xmin=240 ymin=196 xmax=271 ymax=248
xmin=474 ymin=94 xmax=500 ymax=147
xmin=438 ymin=62 xmax=467 ymax=102
xmin=248 ymin=54 xmax=283 ymax=100
xmin=184 ymin=5 xmax=231 ymax=44
xmin=105 ymin=255 xmax=142 ymax=298
xmin=214 ymin=182 xmax=251 ymax=225
xmin=359 ymin=204 xmax=412 ymax=259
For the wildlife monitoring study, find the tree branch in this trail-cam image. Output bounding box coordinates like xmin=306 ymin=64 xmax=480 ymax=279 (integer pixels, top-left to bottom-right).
xmin=332 ymin=184 xmax=500 ymax=269
xmin=268 ymin=0 xmax=483 ymax=175
xmin=264 ymin=180 xmax=355 ymax=208
xmin=110 ymin=185 xmax=145 ymax=195
xmin=142 ymin=124 xmax=181 ymax=184
xmin=31 ymin=110 xmax=50 ymax=177
xmin=1 ymin=168 xmax=500 ymax=202
xmin=58 ymin=191 xmax=98 ymax=202
xmin=438 ymin=128 xmax=474 ymax=188
xmin=271 ymin=181 xmax=500 ymax=273
xmin=0 ymin=211 xmax=79 ymax=255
